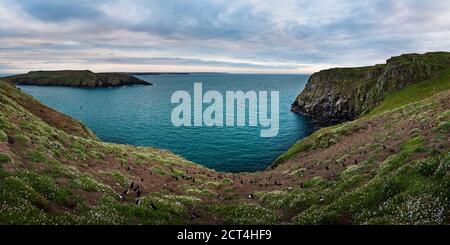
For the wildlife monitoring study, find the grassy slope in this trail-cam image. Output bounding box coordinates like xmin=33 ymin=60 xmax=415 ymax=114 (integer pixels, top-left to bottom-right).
xmin=1 ymin=71 xmax=449 ymax=224
xmin=294 ymin=52 xmax=450 ymax=124
xmin=367 ymin=68 xmax=450 ymax=116
xmin=0 ymin=80 xmax=283 ymax=225
xmin=267 ymin=90 xmax=449 ymax=224
xmin=278 ymin=67 xmax=450 ymax=164
xmin=1 ymin=82 xmax=97 ymax=139
xmin=0 ymin=80 xmax=211 ymax=224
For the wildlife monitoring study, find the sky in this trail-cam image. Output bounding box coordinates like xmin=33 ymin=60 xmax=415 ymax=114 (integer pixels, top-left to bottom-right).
xmin=1 ymin=0 xmax=450 ymax=74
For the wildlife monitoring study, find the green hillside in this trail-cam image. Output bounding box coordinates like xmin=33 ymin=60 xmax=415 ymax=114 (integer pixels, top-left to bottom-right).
xmin=292 ymin=52 xmax=450 ymax=124
xmin=1 ymin=52 xmax=449 ymax=224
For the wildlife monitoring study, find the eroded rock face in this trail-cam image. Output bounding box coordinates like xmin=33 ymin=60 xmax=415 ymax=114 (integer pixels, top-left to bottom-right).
xmin=292 ymin=52 xmax=450 ymax=125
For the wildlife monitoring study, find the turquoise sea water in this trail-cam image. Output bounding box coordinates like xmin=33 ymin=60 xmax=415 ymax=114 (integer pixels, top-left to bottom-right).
xmin=19 ymin=74 xmax=313 ymax=172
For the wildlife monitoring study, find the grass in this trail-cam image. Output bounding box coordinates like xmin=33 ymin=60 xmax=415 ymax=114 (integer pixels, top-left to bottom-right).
xmin=15 ymin=170 xmax=75 ymax=207
xmin=0 ymin=153 xmax=10 ymax=164
xmin=0 ymin=79 xmax=214 ymax=225
xmin=210 ymin=203 xmax=279 ymax=225
xmin=1 ymin=53 xmax=450 ymax=226
xmin=291 ymin=152 xmax=450 ymax=224
xmin=367 ymin=69 xmax=450 ymax=117
xmin=437 ymin=121 xmax=450 ymax=133
xmin=263 ymin=85 xmax=450 ymax=224
xmin=276 ymin=66 xmax=450 ymax=166
xmin=110 ymin=171 xmax=129 ymax=188
xmin=272 ymin=127 xmax=329 ymax=166
xmin=274 ymin=122 xmax=363 ymax=165
xmin=26 ymin=149 xmax=47 ymax=163
xmin=4 ymin=70 xmax=149 ymax=89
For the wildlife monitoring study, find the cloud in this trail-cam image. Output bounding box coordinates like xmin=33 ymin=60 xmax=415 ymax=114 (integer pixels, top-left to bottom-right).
xmin=1 ymin=0 xmax=450 ymax=73
xmin=15 ymin=0 xmax=101 ymax=21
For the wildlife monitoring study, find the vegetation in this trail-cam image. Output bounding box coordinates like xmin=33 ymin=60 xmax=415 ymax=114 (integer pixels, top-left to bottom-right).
xmin=4 ymin=70 xmax=151 ymax=88
xmin=367 ymin=68 xmax=450 ymax=116
xmin=0 ymin=51 xmax=449 ymax=224
xmin=293 ymin=52 xmax=450 ymax=123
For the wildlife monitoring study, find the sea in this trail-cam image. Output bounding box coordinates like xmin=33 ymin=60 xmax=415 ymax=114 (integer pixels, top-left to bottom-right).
xmin=19 ymin=74 xmax=313 ymax=172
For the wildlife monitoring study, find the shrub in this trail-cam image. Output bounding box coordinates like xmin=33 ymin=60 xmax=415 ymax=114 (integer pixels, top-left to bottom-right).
xmin=0 ymin=153 xmax=11 ymax=163
xmin=0 ymin=130 xmax=7 ymax=142
xmin=26 ymin=150 xmax=47 ymax=163
xmin=16 ymin=170 xmax=74 ymax=207
xmin=415 ymin=158 xmax=439 ymax=177
xmin=0 ymin=176 xmax=48 ymax=209
xmin=110 ymin=171 xmax=129 ymax=188
xmin=293 ymin=206 xmax=341 ymax=225
xmin=437 ymin=121 xmax=450 ymax=133
xmin=210 ymin=204 xmax=278 ymax=225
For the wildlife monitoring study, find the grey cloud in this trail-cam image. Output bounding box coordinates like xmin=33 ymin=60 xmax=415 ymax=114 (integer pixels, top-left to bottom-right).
xmin=1 ymin=0 xmax=450 ymax=73
xmin=15 ymin=0 xmax=101 ymax=21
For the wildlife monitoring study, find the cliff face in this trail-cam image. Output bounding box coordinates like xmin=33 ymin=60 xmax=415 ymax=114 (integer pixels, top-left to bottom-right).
xmin=5 ymin=70 xmax=151 ymax=87
xmin=292 ymin=52 xmax=450 ymax=124
xmin=1 ymin=62 xmax=450 ymax=224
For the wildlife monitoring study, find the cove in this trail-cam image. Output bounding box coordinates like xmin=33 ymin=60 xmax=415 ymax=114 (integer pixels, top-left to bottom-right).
xmin=19 ymin=74 xmax=313 ymax=173
xmin=171 ymin=83 xmax=280 ymax=137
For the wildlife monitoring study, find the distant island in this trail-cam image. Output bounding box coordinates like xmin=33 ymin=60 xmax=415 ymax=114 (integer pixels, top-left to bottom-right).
xmin=128 ymin=72 xmax=229 ymax=76
xmin=128 ymin=72 xmax=191 ymax=76
xmin=1 ymin=51 xmax=450 ymax=225
xmin=4 ymin=70 xmax=152 ymax=88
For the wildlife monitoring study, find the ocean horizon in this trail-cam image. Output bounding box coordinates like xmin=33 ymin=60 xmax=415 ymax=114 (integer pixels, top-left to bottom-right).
xmin=19 ymin=73 xmax=314 ymax=172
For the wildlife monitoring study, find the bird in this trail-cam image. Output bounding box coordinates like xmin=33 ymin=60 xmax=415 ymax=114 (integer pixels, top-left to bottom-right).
xmin=136 ymin=187 xmax=142 ymax=198
xmin=135 ymin=198 xmax=142 ymax=206
xmin=149 ymin=203 xmax=158 ymax=210
xmin=191 ymin=213 xmax=199 ymax=220
xmin=119 ymin=193 xmax=125 ymax=201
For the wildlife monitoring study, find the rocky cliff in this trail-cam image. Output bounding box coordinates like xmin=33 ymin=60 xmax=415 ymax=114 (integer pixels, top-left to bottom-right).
xmin=4 ymin=70 xmax=151 ymax=87
xmin=292 ymin=52 xmax=450 ymax=124
xmin=1 ymin=56 xmax=450 ymax=224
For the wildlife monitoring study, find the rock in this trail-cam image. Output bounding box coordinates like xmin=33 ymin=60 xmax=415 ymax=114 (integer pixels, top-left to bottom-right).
xmin=291 ymin=52 xmax=450 ymax=125
xmin=4 ymin=70 xmax=152 ymax=88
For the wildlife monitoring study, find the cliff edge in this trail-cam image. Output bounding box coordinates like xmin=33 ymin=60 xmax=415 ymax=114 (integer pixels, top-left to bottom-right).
xmin=292 ymin=52 xmax=450 ymax=124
